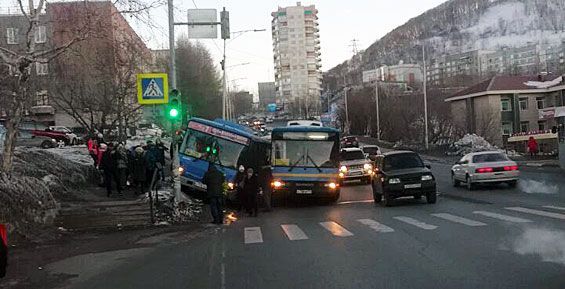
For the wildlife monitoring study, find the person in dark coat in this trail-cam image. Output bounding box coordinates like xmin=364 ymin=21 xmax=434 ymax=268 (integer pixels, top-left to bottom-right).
xmin=0 ymin=224 xmax=7 ymax=278
xmin=131 ymin=147 xmax=148 ymax=195
xmin=203 ymin=164 xmax=226 ymax=224
xmin=113 ymin=143 xmax=128 ymax=194
xmin=155 ymin=139 xmax=167 ymax=181
xmin=234 ymin=165 xmax=246 ymax=212
xmin=100 ymin=143 xmax=116 ymax=197
xmin=241 ymin=167 xmax=260 ymax=217
xmin=144 ymin=141 xmax=158 ymax=190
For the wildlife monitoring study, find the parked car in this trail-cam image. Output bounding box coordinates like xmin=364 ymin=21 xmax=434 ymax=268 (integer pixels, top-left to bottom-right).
xmin=339 ymin=148 xmax=373 ymax=184
xmin=451 ymin=151 xmax=519 ymax=190
xmin=341 ymin=136 xmax=359 ymax=148
xmin=32 ymin=128 xmax=69 ymax=145
xmin=362 ymin=145 xmax=382 ymax=162
xmin=17 ymin=130 xmax=57 ymax=148
xmin=371 ymin=151 xmax=437 ymax=206
xmin=49 ymin=126 xmax=80 ymax=145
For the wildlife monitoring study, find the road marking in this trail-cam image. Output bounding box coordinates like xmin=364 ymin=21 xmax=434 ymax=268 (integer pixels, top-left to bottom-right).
xmin=281 ymin=224 xmax=309 ymax=241
xmin=244 ymin=227 xmax=263 ymax=244
xmin=220 ymin=263 xmax=226 ymax=289
xmin=393 ymin=216 xmax=437 ymax=230
xmin=431 ymin=213 xmax=487 ymax=226
xmin=337 ymin=200 xmax=374 ymax=205
xmin=320 ymin=221 xmax=354 ymax=237
xmin=543 ymin=205 xmax=565 ymax=211
xmin=473 ymin=211 xmax=532 ymax=223
xmin=357 ymin=219 xmax=394 ymax=233
xmin=505 ymin=207 xmax=565 ymax=220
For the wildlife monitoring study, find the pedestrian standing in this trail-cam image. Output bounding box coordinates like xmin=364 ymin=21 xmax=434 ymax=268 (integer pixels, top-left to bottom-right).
xmin=155 ymin=139 xmax=167 ymax=181
xmin=234 ymin=165 xmax=246 ymax=212
xmin=203 ymin=164 xmax=226 ymax=224
xmin=144 ymin=141 xmax=158 ymax=190
xmin=0 ymin=224 xmax=7 ymax=279
xmin=242 ymin=168 xmax=260 ymax=217
xmin=258 ymin=165 xmax=273 ymax=212
xmin=527 ymin=136 xmax=538 ymax=157
xmin=87 ymin=137 xmax=99 ymax=166
xmin=131 ymin=147 xmax=148 ymax=195
xmin=114 ymin=143 xmax=128 ymax=195
xmin=100 ymin=143 xmax=116 ymax=197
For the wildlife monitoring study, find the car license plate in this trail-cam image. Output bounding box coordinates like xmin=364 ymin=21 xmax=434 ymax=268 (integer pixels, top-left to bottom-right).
xmin=404 ymin=183 xmax=421 ymax=189
xmin=297 ymin=189 xmax=312 ymax=195
xmin=350 ymin=171 xmax=362 ymax=176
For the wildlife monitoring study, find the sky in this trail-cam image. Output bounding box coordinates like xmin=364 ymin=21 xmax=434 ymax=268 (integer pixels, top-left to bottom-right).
xmin=126 ymin=0 xmax=448 ymax=97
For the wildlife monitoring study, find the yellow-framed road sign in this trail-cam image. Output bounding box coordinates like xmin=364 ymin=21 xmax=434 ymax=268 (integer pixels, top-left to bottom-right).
xmin=137 ymin=73 xmax=169 ymax=104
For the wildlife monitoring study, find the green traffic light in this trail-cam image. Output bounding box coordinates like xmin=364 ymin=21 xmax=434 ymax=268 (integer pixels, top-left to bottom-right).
xmin=169 ymin=108 xmax=179 ymax=118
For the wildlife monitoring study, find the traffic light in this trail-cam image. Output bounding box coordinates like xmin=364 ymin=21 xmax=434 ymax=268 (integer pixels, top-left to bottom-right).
xmin=168 ymin=89 xmax=181 ymax=119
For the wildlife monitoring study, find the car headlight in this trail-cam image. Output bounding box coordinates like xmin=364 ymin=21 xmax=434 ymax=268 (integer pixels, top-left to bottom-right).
xmin=388 ymin=178 xmax=401 ymax=184
xmin=339 ymin=172 xmax=345 ymax=178
xmin=340 ymin=165 xmax=348 ymax=173
xmin=227 ymin=182 xmax=235 ymax=190
xmin=324 ymin=182 xmax=338 ymax=189
xmin=272 ymin=181 xmax=284 ymax=188
xmin=363 ymin=163 xmax=372 ymax=171
xmin=421 ymin=175 xmax=433 ymax=181
xmin=178 ymin=167 xmax=185 ymax=174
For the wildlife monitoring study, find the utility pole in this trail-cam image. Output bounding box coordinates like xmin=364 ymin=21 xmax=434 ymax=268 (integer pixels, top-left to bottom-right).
xmin=168 ymin=0 xmax=180 ymax=209
xmin=374 ymin=81 xmax=380 ymax=141
xmin=222 ymin=37 xmax=227 ymax=119
xmin=344 ymin=75 xmax=350 ymax=134
xmin=422 ymin=44 xmax=429 ymax=150
xmin=168 ymin=0 xmax=176 ymax=89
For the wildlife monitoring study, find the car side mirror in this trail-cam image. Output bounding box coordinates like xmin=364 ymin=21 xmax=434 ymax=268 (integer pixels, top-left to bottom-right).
xmin=425 ymin=163 xmax=431 ymax=169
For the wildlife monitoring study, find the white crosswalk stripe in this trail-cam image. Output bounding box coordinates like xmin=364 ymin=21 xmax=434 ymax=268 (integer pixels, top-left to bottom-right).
xmin=320 ymin=221 xmax=354 ymax=237
xmin=393 ymin=216 xmax=437 ymax=230
xmin=244 ymin=227 xmax=263 ymax=244
xmin=473 ymin=211 xmax=532 ymax=223
xmin=542 ymin=205 xmax=565 ymax=211
xmin=506 ymin=207 xmax=565 ymax=220
xmin=431 ymin=213 xmax=487 ymax=226
xmin=281 ymin=224 xmax=309 ymax=241
xmin=357 ymin=219 xmax=395 ymax=233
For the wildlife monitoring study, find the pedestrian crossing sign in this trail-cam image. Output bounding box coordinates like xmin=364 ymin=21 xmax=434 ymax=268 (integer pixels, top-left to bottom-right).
xmin=137 ymin=73 xmax=169 ymax=104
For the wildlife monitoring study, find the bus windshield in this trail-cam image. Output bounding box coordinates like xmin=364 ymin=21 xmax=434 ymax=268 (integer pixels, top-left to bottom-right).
xmin=181 ymin=129 xmax=247 ymax=169
xmin=272 ymin=140 xmax=338 ymax=168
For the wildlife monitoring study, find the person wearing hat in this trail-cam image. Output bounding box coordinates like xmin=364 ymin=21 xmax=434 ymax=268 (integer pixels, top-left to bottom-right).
xmin=131 ymin=146 xmax=148 ymax=195
xmin=100 ymin=142 xmax=116 ymax=197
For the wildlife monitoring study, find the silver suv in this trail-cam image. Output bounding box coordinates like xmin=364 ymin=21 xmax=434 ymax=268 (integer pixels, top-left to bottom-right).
xmin=339 ymin=148 xmax=373 ymax=184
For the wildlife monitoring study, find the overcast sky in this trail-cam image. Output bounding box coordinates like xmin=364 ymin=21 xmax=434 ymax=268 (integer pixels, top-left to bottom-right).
xmin=127 ymin=0 xmax=449 ymax=97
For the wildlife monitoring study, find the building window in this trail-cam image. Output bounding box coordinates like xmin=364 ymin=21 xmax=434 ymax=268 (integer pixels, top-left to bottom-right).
xmin=536 ymin=97 xmax=545 ymax=109
xmin=501 ymin=98 xmax=512 ymax=112
xmin=502 ymin=122 xmax=513 ymax=135
xmin=36 ymin=62 xmax=48 ymax=75
xmin=519 ymin=98 xmax=528 ymax=110
xmin=34 ymin=26 xmax=46 ymax=43
xmin=538 ymin=121 xmax=547 ymax=131
xmin=520 ymin=121 xmax=529 ymax=133
xmin=6 ymin=28 xmax=18 ymax=44
xmin=36 ymin=90 xmax=49 ymax=106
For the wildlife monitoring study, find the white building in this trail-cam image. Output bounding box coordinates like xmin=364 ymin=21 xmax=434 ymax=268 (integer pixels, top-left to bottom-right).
xmin=271 ymin=2 xmax=322 ymax=117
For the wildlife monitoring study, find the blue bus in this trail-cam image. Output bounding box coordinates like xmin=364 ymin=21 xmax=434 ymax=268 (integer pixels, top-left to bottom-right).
xmin=179 ymin=118 xmax=270 ymax=196
xmin=270 ymin=126 xmax=341 ymax=204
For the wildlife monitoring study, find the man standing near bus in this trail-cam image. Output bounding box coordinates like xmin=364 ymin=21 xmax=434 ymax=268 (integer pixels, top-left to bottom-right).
xmin=203 ymin=164 xmax=225 ymax=224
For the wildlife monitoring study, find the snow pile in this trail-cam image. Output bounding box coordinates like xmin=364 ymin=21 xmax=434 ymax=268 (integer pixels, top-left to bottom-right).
xmin=141 ymin=189 xmax=204 ymax=224
xmin=448 ymin=134 xmax=498 ymax=156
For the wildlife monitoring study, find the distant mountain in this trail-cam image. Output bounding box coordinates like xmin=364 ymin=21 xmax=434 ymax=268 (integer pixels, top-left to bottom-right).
xmin=328 ymin=0 xmax=565 ymax=80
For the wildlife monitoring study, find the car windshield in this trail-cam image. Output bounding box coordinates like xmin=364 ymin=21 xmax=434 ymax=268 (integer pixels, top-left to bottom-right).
xmin=341 ymin=150 xmax=365 ymax=161
xmin=363 ymin=147 xmax=379 ymax=154
xmin=272 ymin=140 xmax=338 ymax=168
xmin=383 ymin=153 xmax=423 ymax=170
xmin=472 ymin=153 xmax=509 ymax=163
xmin=181 ymin=129 xmax=247 ymax=169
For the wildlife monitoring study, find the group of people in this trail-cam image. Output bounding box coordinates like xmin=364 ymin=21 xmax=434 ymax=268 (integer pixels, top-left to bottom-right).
xmin=203 ymin=164 xmax=265 ymax=225
xmin=87 ymin=135 xmax=168 ymax=197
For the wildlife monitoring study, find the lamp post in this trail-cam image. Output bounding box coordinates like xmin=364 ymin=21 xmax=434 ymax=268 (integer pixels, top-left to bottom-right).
xmin=422 ymin=44 xmax=429 ymax=150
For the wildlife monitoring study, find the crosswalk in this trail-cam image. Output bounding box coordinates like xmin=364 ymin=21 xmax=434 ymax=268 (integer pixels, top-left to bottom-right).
xmin=241 ymin=205 xmax=564 ymax=245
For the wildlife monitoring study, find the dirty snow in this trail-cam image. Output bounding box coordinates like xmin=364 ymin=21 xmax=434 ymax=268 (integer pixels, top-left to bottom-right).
xmin=449 ymin=134 xmax=499 ymax=156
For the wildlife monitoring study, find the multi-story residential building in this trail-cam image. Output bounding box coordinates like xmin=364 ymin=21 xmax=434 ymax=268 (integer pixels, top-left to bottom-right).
xmin=426 ymin=50 xmax=492 ymax=87
xmin=445 ymin=75 xmax=565 ymax=152
xmin=258 ymin=82 xmax=276 ymax=109
xmin=364 ymin=61 xmax=423 ymax=88
xmin=0 ymin=1 xmax=151 ymax=128
xmin=271 ymin=2 xmax=322 ymax=117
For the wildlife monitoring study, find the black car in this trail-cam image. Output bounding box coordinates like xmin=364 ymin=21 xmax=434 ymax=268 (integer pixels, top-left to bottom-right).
xmin=341 ymin=136 xmax=359 ymax=148
xmin=371 ymin=151 xmax=437 ymax=206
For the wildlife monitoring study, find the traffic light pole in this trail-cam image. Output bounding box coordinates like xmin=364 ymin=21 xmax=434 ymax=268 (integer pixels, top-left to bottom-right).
xmin=168 ymin=0 xmax=181 ymax=207
xmin=222 ymin=38 xmax=227 ymax=119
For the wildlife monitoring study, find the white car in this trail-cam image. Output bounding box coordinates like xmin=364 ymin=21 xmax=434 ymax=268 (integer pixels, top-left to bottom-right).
xmin=49 ymin=126 xmax=79 ymax=145
xmin=451 ymin=151 xmax=519 ymax=190
xmin=339 ymin=147 xmax=373 ymax=184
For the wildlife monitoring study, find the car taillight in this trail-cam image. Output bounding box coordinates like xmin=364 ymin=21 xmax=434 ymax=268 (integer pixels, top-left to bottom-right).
xmin=504 ymin=165 xmax=519 ymax=171
xmin=476 ymin=167 xmax=493 ymax=173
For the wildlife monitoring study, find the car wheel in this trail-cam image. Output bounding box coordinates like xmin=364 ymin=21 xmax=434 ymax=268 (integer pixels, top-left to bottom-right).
xmin=507 ymin=180 xmax=518 ymax=188
xmin=40 ymin=141 xmax=52 ymax=149
xmin=466 ymin=176 xmax=476 ymax=191
xmin=452 ymin=173 xmax=460 ymax=187
xmin=382 ymin=191 xmax=393 ymax=207
xmin=426 ymin=192 xmax=437 ymax=204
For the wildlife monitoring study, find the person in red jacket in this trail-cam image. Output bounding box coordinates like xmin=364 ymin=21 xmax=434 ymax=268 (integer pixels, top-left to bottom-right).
xmin=87 ymin=137 xmax=99 ymax=166
xmin=527 ymin=136 xmax=538 ymax=157
xmin=0 ymin=224 xmax=7 ymax=278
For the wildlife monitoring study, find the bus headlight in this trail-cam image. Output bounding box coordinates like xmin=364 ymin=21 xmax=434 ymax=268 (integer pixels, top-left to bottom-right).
xmin=178 ymin=167 xmax=185 ymax=174
xmin=339 ymin=172 xmax=345 ymax=178
xmin=272 ymin=181 xmax=284 ymax=188
xmin=363 ymin=163 xmax=372 ymax=171
xmin=340 ymin=165 xmax=348 ymax=173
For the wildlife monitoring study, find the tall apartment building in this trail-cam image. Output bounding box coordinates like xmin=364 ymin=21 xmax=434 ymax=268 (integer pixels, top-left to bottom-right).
xmin=258 ymin=82 xmax=276 ymax=109
xmin=271 ymin=2 xmax=322 ymax=117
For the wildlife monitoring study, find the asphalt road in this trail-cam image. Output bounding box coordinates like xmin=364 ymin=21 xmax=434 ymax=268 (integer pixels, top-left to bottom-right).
xmin=48 ymin=163 xmax=565 ymax=289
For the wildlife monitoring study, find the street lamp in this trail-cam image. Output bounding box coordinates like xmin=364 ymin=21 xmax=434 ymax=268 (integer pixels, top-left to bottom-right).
xmin=343 ymin=75 xmax=350 ymax=135
xmin=415 ymin=42 xmax=430 ymax=150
